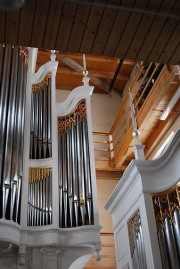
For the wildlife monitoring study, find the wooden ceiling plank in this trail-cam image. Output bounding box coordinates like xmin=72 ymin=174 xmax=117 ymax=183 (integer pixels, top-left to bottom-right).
xmin=18 ymin=0 xmax=36 ymax=47
xmin=42 ymin=0 xmax=64 ymax=50
xmin=67 ymin=4 xmax=91 ymax=53
xmin=55 ymin=2 xmax=78 ymax=52
xmin=30 ymin=0 xmax=51 ymax=48
xmin=158 ymin=21 xmax=180 ymax=64
xmin=147 ymin=18 xmax=178 ymax=62
xmin=115 ymin=0 xmax=149 ymax=59
xmin=147 ymin=0 xmax=180 ymax=63
xmin=136 ymin=0 xmax=177 ymax=62
xmin=80 ymin=0 xmax=106 ymax=54
xmin=169 ymin=42 xmax=180 ymax=64
xmin=0 ymin=11 xmax=6 ymax=43
xmin=126 ymin=0 xmax=160 ymax=60
xmin=5 ymin=9 xmax=20 ymax=45
xmin=91 ymin=5 xmax=118 ymax=55
xmin=103 ymin=5 xmax=133 ymax=57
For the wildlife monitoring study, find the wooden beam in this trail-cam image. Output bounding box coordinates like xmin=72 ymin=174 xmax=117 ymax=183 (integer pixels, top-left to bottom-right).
xmin=36 ymin=64 xmax=129 ymax=80
xmin=95 ymin=158 xmax=126 ymax=171
xmin=39 ymin=50 xmax=136 ymax=65
xmin=96 ymin=170 xmax=123 ymax=180
xmin=57 ymin=54 xmax=114 ymax=94
xmin=109 ymin=58 xmax=124 ymax=92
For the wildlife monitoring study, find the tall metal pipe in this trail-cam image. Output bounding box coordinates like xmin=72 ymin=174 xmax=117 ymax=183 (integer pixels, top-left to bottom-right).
xmin=47 ymin=81 xmax=52 ymax=157
xmin=43 ymin=85 xmax=48 ymax=157
xmin=157 ymin=227 xmax=170 ymax=269
xmin=173 ymin=209 xmax=180 ymax=257
xmin=0 ymin=45 xmax=12 ymax=188
xmin=58 ymin=134 xmax=63 ymax=227
xmin=68 ymin=127 xmax=74 ymax=227
xmin=139 ymin=225 xmax=147 ymax=269
xmin=164 ymin=217 xmax=180 ymax=268
xmin=3 ymin=46 xmax=18 ymax=186
xmin=82 ymin=118 xmax=92 ymax=224
xmin=48 ymin=172 xmax=52 ymax=224
xmin=38 ymin=90 xmax=43 ymax=159
xmin=72 ymin=122 xmax=79 ymax=226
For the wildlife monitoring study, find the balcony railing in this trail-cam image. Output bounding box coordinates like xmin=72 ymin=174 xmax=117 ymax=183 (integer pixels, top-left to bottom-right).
xmin=93 ymin=62 xmax=165 ymax=169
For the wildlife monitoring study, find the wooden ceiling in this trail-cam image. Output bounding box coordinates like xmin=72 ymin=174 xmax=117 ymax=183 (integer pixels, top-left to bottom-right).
xmin=0 ymin=0 xmax=179 ymax=64
xmin=36 ymin=50 xmax=136 ymax=94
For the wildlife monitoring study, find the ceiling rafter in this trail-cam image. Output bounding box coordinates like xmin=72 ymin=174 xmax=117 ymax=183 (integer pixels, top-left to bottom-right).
xmin=36 ymin=64 xmax=130 ymax=80
xmin=64 ymin=0 xmax=180 ymax=20
xmin=57 ymin=54 xmax=115 ymax=94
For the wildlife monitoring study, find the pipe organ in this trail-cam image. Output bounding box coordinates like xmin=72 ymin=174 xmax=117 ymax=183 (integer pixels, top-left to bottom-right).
xmin=0 ymin=44 xmax=27 ymax=224
xmin=0 ymin=48 xmax=101 ymax=269
xmin=58 ymin=100 xmax=93 ymax=228
xmin=152 ymin=183 xmax=180 ymax=269
xmin=30 ymin=73 xmax=52 ymax=159
xmin=105 ymin=130 xmax=180 ymax=269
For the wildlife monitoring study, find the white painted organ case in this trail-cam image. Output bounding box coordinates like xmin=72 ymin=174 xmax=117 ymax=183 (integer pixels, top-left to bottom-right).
xmin=105 ymin=130 xmax=180 ymax=269
xmin=0 ymin=47 xmax=101 ymax=269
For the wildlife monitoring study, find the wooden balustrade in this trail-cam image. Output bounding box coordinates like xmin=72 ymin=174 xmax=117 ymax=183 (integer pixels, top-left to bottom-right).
xmin=93 ymin=62 xmax=167 ymax=170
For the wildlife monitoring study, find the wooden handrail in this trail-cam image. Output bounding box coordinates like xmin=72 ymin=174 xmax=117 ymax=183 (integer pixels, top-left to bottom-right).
xmin=93 ymin=63 xmax=167 ymax=169
xmin=110 ymin=64 xmax=144 ymax=134
xmin=93 ymin=131 xmax=109 ymax=136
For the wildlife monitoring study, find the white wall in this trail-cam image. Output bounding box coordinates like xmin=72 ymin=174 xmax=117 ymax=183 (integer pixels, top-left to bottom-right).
xmin=56 ymin=89 xmax=122 ymax=132
xmin=96 ymin=178 xmax=118 ymax=233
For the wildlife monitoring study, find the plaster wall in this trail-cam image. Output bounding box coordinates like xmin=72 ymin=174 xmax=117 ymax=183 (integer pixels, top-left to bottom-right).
xmin=56 ymin=90 xmax=122 ymax=132
xmin=96 ymin=178 xmax=118 ymax=233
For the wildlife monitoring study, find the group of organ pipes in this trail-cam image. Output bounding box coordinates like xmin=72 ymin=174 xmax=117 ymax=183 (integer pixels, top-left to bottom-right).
xmin=0 ymin=44 xmax=27 ymax=224
xmin=28 ymin=168 xmax=52 ymax=226
xmin=28 ymin=63 xmax=94 ymax=227
xmin=128 ymin=210 xmax=147 ymax=269
xmin=58 ymin=100 xmax=93 ymax=228
xmin=30 ymin=73 xmax=52 ymax=159
xmin=0 ymin=45 xmax=94 ymax=230
xmin=152 ymin=185 xmax=180 ymax=268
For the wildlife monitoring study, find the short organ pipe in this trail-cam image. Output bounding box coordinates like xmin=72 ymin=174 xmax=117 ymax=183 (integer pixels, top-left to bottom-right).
xmin=27 ymin=168 xmax=52 ymax=226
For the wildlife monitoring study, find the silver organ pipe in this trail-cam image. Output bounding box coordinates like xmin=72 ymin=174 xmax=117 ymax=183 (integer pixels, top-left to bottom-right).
xmin=128 ymin=209 xmax=147 ymax=269
xmin=58 ymin=100 xmax=94 ymax=228
xmin=30 ymin=74 xmax=52 ymax=159
xmin=152 ymin=183 xmax=180 ymax=268
xmin=0 ymin=44 xmax=27 ymax=224
xmin=27 ymin=167 xmax=52 ymax=226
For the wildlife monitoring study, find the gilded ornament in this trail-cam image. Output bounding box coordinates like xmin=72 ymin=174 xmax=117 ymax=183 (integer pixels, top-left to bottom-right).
xmin=29 ymin=167 xmax=52 ymax=183
xmin=152 ymin=182 xmax=180 ymax=228
xmin=58 ymin=99 xmax=87 ymax=134
xmin=32 ymin=73 xmax=52 ymax=92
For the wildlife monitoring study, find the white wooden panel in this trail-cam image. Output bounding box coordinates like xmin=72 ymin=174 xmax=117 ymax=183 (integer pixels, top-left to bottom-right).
xmin=43 ymin=255 xmax=57 ymax=269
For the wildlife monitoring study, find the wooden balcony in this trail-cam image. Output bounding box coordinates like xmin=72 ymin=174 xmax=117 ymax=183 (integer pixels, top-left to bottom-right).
xmin=93 ymin=63 xmax=180 ymax=173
